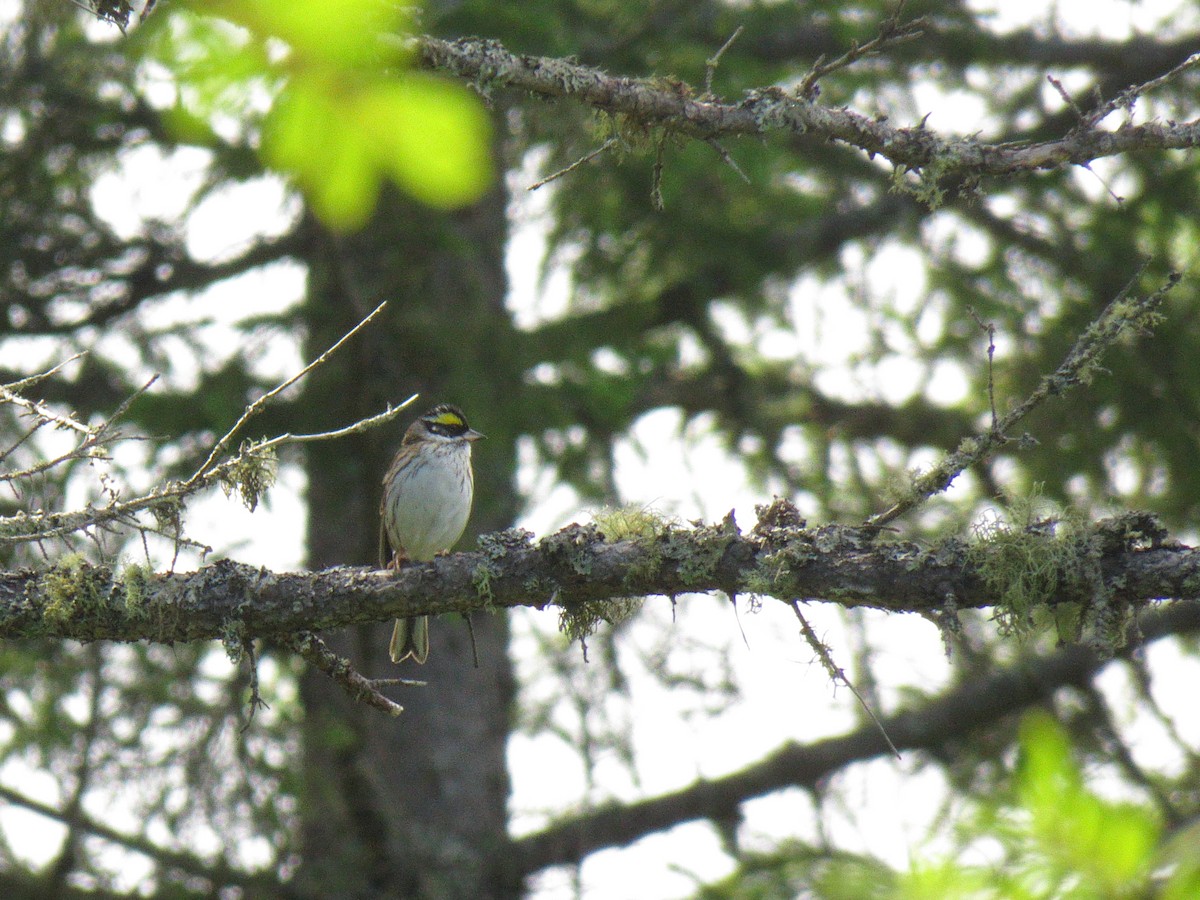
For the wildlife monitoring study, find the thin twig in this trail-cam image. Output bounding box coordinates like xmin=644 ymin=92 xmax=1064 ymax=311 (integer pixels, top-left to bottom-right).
xmin=706 ymin=139 xmax=751 ymax=184
xmin=371 ymin=677 xmax=428 ymax=687
xmin=2 ymin=352 xmax=87 ymax=393
xmin=256 ymin=396 xmax=418 ymax=451
xmin=287 ymin=631 xmax=407 ymax=717
xmin=0 ymin=783 xmax=269 ymax=888
xmin=0 ymin=307 xmax=402 ymax=550
xmin=704 ymin=25 xmax=744 ymax=98
xmin=790 ymin=600 xmax=901 ymax=759
xmin=0 ymin=420 xmax=46 ymax=469
xmin=651 ymin=135 xmax=666 ymax=210
xmin=528 ymin=138 xmax=619 ymax=192
xmin=1044 ymin=81 xmax=1127 ymax=202
xmin=463 ymin=614 xmax=480 ymax=667
xmin=797 ymin=2 xmax=924 ymax=99
xmin=0 ymin=384 xmax=96 ymax=436
xmin=0 ymin=398 xmax=406 ymax=544
xmin=240 ymin=639 xmax=268 ymax=732
xmin=968 ymin=307 xmax=998 ymax=432
xmin=187 ymin=300 xmax=389 ymax=486
xmin=1085 ymin=50 xmax=1200 ymax=127
xmin=93 ymin=374 xmax=159 ymax=441
xmin=1046 ymin=74 xmax=1084 ymax=119
xmin=0 ymin=371 xmax=143 ymax=482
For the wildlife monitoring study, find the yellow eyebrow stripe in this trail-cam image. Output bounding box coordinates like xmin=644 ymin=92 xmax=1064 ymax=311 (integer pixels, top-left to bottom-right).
xmin=430 ymin=412 xmax=464 ymax=427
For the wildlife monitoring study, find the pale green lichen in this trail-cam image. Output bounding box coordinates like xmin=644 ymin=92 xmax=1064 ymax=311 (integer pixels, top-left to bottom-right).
xmin=221 ymin=618 xmax=247 ymax=664
xmin=539 ymin=522 xmax=601 ymax=577
xmin=549 ymin=511 xmax=664 ymax=642
xmin=119 ymin=562 xmax=152 ymax=620
xmin=594 ymin=504 xmax=670 ymax=586
xmin=968 ymin=493 xmax=1082 ymax=641
xmin=746 ymin=499 xmax=815 ymax=597
xmin=474 ymin=527 xmax=536 ymax=608
xmin=472 ymin=562 xmax=496 ymax=604
xmin=965 ymin=491 xmax=1136 ymax=654
xmin=220 ymin=441 xmax=278 ymax=512
xmin=592 ymin=504 xmax=670 ymax=542
xmin=42 ymin=554 xmax=107 ymax=627
xmin=663 ymin=514 xmax=739 ymax=585
xmin=557 ymin=595 xmax=643 ymax=644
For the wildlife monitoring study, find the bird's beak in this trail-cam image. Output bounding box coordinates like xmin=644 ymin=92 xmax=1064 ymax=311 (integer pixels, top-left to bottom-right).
xmin=466 ymin=428 xmax=485 ymax=442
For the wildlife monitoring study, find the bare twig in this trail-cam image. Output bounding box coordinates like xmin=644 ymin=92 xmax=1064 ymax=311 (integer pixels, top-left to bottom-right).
xmin=704 ymin=25 xmax=744 ymax=98
xmin=286 ymin=632 xmax=407 ymax=717
xmin=0 ymin=420 xmax=46 ymax=469
xmin=1044 ymin=81 xmax=1127 ymax=202
xmin=796 ymin=3 xmax=925 ymax=99
xmin=968 ymin=307 xmax=998 ymax=432
xmin=2 ymin=353 xmax=87 ymax=393
xmin=240 ymin=639 xmax=268 ymax=732
xmin=0 ymin=404 xmax=404 ymax=547
xmin=187 ymin=300 xmax=389 ymax=487
xmin=0 ymin=306 xmax=405 ymax=550
xmin=790 ymin=600 xmax=901 ymax=760
xmin=0 ymin=375 xmax=158 ymax=486
xmin=528 ymin=138 xmax=620 ymax=191
xmin=0 ymin=384 xmax=95 ymax=437
xmin=651 ymin=135 xmax=666 ymax=210
xmin=1047 ymin=74 xmax=1085 ymax=119
xmin=0 ymin=782 xmax=271 ymax=888
xmin=706 ymin=139 xmax=751 ymax=184
xmin=255 ymin=396 xmax=418 ymax=450
xmin=1085 ymin=50 xmax=1200 ymax=127
xmin=94 ymin=374 xmax=159 ymax=441
xmin=371 ymin=676 xmax=428 ymax=687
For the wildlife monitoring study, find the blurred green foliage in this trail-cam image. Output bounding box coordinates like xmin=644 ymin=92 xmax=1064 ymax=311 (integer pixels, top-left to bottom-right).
xmin=141 ymin=0 xmax=491 ymax=227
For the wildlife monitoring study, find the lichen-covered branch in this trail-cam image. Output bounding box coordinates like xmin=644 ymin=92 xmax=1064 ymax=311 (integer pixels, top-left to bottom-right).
xmin=866 ymin=270 xmax=1179 ymax=527
xmin=415 ymin=35 xmax=1200 ymax=181
xmin=2 ymin=506 xmax=1196 ymax=645
xmin=284 ymin=631 xmax=407 ymax=717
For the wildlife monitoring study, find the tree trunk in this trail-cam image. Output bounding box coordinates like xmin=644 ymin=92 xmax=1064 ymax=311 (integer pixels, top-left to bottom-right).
xmin=294 ymin=164 xmax=520 ymax=897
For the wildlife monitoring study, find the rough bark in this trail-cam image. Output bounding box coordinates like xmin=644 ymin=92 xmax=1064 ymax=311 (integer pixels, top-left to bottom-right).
xmin=4 ymin=512 xmax=1193 ymax=644
xmin=415 ymin=35 xmax=1200 ymax=179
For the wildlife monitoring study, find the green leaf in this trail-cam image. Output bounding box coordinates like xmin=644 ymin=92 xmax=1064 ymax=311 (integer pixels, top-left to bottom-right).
xmin=262 ymin=79 xmax=381 ymax=229
xmin=354 ymin=76 xmax=493 ymax=209
xmin=146 ymin=2 xmax=490 ymax=226
xmin=206 ymin=0 xmax=406 ymax=68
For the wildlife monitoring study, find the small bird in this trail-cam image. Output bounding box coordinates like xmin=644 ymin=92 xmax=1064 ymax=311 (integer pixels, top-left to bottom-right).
xmin=379 ymin=404 xmax=483 ymax=663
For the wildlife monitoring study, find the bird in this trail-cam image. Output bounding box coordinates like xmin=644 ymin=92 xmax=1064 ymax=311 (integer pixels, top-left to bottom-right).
xmin=379 ymin=404 xmax=483 ymax=663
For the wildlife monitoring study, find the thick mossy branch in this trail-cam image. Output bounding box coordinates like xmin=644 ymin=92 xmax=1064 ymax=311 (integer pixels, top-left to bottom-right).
xmin=1 ymin=501 xmax=1196 ymax=646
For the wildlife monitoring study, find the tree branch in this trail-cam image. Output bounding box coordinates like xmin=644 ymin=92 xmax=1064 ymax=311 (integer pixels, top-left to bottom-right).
xmin=0 ymin=782 xmax=279 ymax=891
xmin=0 ymin=510 xmax=1195 ymax=644
xmin=415 ymin=35 xmax=1200 ymax=180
